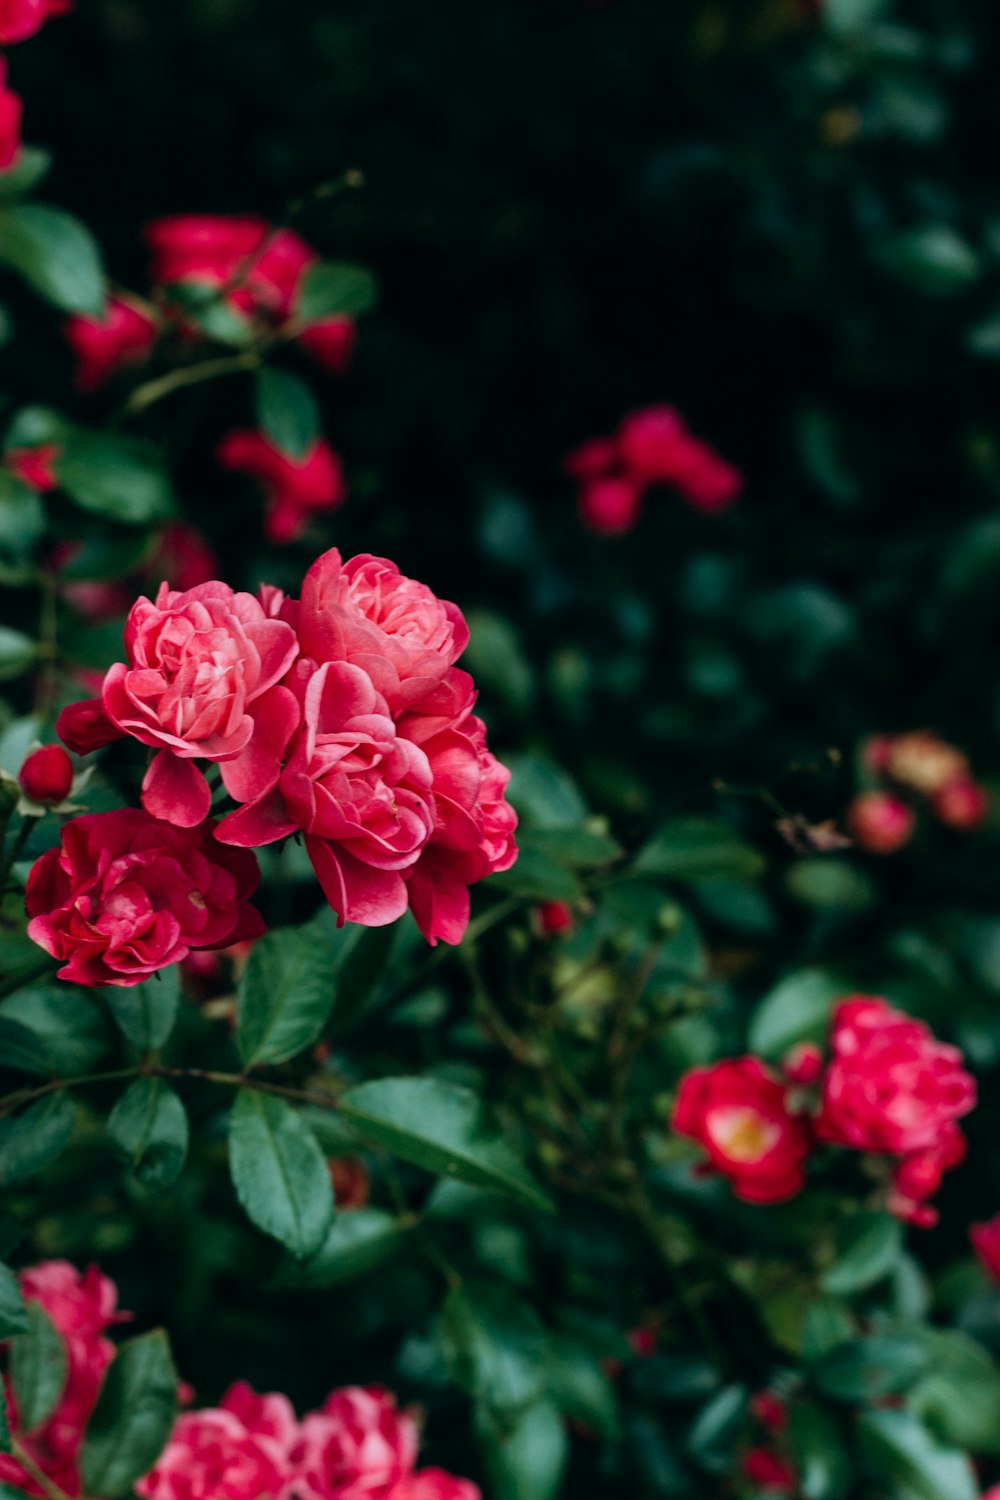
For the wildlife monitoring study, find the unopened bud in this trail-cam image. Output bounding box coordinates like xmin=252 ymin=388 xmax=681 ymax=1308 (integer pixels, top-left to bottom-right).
xmin=19 ymin=744 xmax=73 ymax=806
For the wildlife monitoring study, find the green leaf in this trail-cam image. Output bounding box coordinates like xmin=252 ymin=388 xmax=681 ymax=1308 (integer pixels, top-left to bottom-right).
xmin=810 ymin=1335 xmax=930 ymax=1402
xmin=0 ymin=1092 xmax=76 ymax=1187
xmin=909 ymin=1330 xmax=1000 ymax=1453
xmin=228 ymin=1091 xmax=334 ymax=1258
xmin=0 ymin=626 xmax=36 ymax=681
xmin=56 ymin=432 xmax=176 ymax=526
xmin=81 ymin=1330 xmax=178 ymax=1499
xmin=686 ymin=1384 xmax=748 ymax=1472
xmin=0 ymin=471 xmax=43 ymax=563
xmin=749 ymin=968 xmax=845 ymax=1061
xmin=0 ymin=1262 xmax=28 ymax=1338
xmin=295 ymin=262 xmax=377 ymax=323
xmin=487 ymin=846 xmax=580 ymax=901
xmin=788 ymin=1399 xmax=852 ymax=1500
xmin=0 ymin=203 xmax=105 ymax=314
xmin=338 ymin=1077 xmax=552 ymax=1212
xmin=442 ymin=1281 xmax=546 ymax=1415
xmin=518 ymin=826 xmax=622 ymax=869
xmin=103 ymin=965 xmax=180 ymax=1052
xmin=272 ymin=1208 xmax=407 ymax=1289
xmin=106 ymin=1079 xmax=189 ymax=1189
xmin=0 ymin=985 xmax=110 ymax=1074
xmin=857 ymin=1409 xmax=977 ymax=1500
xmin=476 ymin=1397 xmax=568 ymax=1500
xmin=237 ymin=927 xmax=337 ymax=1067
xmin=876 ymin=226 xmax=980 ymax=297
xmin=326 ymin=921 xmax=400 ymax=1036
xmin=823 ymin=0 xmax=890 ymax=35
xmin=255 ymin=367 xmax=321 ymax=460
xmin=0 ymin=1017 xmax=52 ymax=1077
xmin=821 ymin=1214 xmax=902 ymax=1296
xmin=504 ymin=755 xmax=588 ymax=829
xmin=633 ymin=818 xmax=765 ymax=882
xmin=10 ymin=1302 xmax=67 ymax=1432
xmin=543 ymin=1336 xmax=618 ymax=1442
xmin=463 ymin=610 xmax=535 ymax=714
xmin=162 ymin=281 xmax=255 ymax=347
xmin=0 ymin=148 xmax=52 ymax=201
xmin=785 ymin=858 xmax=876 ymax=912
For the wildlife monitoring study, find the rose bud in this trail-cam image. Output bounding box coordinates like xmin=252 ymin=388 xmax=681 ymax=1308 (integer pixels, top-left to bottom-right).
xmin=971 ymin=1213 xmax=1000 ymax=1283
xmin=741 ymin=1448 xmax=796 ymax=1492
xmin=932 ymin=775 xmax=989 ymax=831
xmin=536 ymin=900 xmax=574 ymax=935
xmin=750 ymin=1390 xmax=787 ymax=1433
xmin=328 ymin=1156 xmax=371 ymax=1211
xmin=577 ymin=475 xmax=644 ymax=535
xmin=860 ymin=733 xmax=895 ymax=776
xmin=19 ymin=745 xmax=74 ymax=806
xmin=847 ymin=791 xmax=915 ymax=855
xmin=781 ymin=1041 xmax=824 ymax=1086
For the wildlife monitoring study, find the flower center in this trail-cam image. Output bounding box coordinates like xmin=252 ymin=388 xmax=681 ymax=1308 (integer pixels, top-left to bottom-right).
xmin=707 ymin=1106 xmax=781 ymax=1163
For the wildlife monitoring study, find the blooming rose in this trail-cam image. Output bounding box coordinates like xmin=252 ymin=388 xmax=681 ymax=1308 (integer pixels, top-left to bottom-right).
xmin=135 ymin=1407 xmax=291 ymax=1500
xmin=26 ymin=809 xmax=264 ymax=985
xmin=933 ymin=776 xmax=989 ymax=831
xmin=58 ymin=580 xmax=299 ymax=826
xmin=64 ymin=295 xmax=158 ymax=392
xmin=219 ymin=1382 xmax=299 ymax=1462
xmin=0 ymin=1262 xmax=126 ymax=1497
xmin=0 ymin=57 xmax=22 ymax=170
xmin=671 ymin=1057 xmax=812 ymax=1204
xmin=216 ymin=431 xmax=347 ymax=544
xmin=0 ymin=0 xmax=70 ymax=46
xmin=888 ymin=1125 xmax=967 ymax=1228
xmin=6 ymin=442 xmax=59 ymax=491
xmin=146 ymin=214 xmax=314 ymax=323
xmin=780 ymin=1042 xmax=824 ymax=1087
xmin=847 ymin=791 xmax=916 ymax=855
xmin=616 ymin=407 xmax=742 ymax=513
xmin=219 ymin=658 xmax=436 ymax=928
xmin=971 ymin=1213 xmax=1000 ymax=1282
xmin=289 ymin=1386 xmax=418 ymax=1500
xmin=297 ymin=550 xmax=470 ymax=713
xmin=815 ymin=997 xmax=976 ymax=1156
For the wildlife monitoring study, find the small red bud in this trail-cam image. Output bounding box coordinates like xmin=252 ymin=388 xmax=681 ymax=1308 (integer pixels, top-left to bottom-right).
xmin=847 ymin=791 xmax=915 ymax=855
xmin=19 ymin=744 xmax=73 ymax=805
xmin=781 ymin=1041 xmax=824 ymax=1086
xmin=536 ymin=900 xmax=574 ymax=935
xmin=750 ymin=1391 xmax=787 ymax=1434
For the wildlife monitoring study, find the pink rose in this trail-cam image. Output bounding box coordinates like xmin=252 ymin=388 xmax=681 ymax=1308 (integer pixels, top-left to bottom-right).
xmin=971 ymin=1213 xmax=1000 ymax=1283
xmin=64 ymin=295 xmax=158 ymax=393
xmin=60 ymin=580 xmax=299 ymax=826
xmin=298 ymin=316 xmax=357 ymax=375
xmin=289 ymin=1386 xmax=418 ymax=1500
xmin=576 ymin=475 xmax=643 ymax=535
xmin=0 ymin=57 xmax=22 ymax=171
xmin=816 ymin=997 xmax=976 ymax=1156
xmin=297 ymin=550 xmax=469 ymax=713
xmin=219 ymin=659 xmax=435 ymax=929
xmin=220 ymin=1383 xmax=299 ymax=1463
xmin=671 ymin=1057 xmax=813 ymax=1204
xmin=26 ymin=809 xmax=264 ymax=986
xmin=216 ymin=431 xmax=347 ymax=544
xmin=616 ymin=406 xmax=690 ymax=483
xmin=933 ymin=775 xmax=989 ymax=831
xmin=135 ymin=1408 xmax=292 ymax=1500
xmin=388 ymin=1473 xmax=481 ymax=1500
xmin=0 ymin=0 xmax=70 ymax=46
xmin=847 ymin=791 xmax=916 ymax=855
xmin=0 ymin=1262 xmax=126 ymax=1497
xmin=402 ymin=714 xmax=517 ymax=946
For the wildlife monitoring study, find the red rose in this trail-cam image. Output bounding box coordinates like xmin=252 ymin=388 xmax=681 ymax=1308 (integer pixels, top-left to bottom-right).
xmin=6 ymin=442 xmax=59 ymax=491
xmin=135 ymin=1408 xmax=290 ymax=1500
xmin=933 ymin=775 xmax=989 ymax=831
xmin=216 ymin=430 xmax=347 ymax=544
xmin=146 ymin=215 xmax=314 ymax=323
xmin=0 ymin=0 xmax=70 ymax=46
xmin=19 ymin=743 xmax=73 ymax=805
xmin=26 ymin=809 xmax=264 ymax=986
xmin=297 ymin=316 xmax=357 ymax=375
xmin=815 ymin=997 xmax=976 ymax=1156
xmin=888 ymin=1126 xmax=966 ymax=1228
xmin=616 ymin=405 xmax=690 ymax=483
xmin=289 ymin=1386 xmax=418 ymax=1500
xmin=577 ymin=475 xmax=644 ymax=535
xmin=64 ymin=295 xmax=158 ymax=392
xmin=388 ymin=1473 xmax=481 ymax=1500
xmin=741 ymin=1448 xmax=796 ymax=1492
xmin=0 ymin=58 xmax=21 ymax=170
xmin=971 ymin=1213 xmax=1000 ymax=1282
xmin=671 ymin=1057 xmax=812 ymax=1204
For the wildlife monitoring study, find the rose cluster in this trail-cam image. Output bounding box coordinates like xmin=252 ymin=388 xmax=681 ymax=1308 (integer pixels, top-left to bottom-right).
xmin=0 ymin=1261 xmax=478 ymax=1500
xmin=39 ymin=547 xmax=516 ymax=982
xmin=848 ymin=729 xmax=990 ymax=856
xmin=0 ymin=1259 xmax=126 ymax=1496
xmin=564 ymin=404 xmax=743 ymax=535
xmin=0 ymin=0 xmax=70 ymax=169
xmin=672 ymin=995 xmax=976 ymax=1225
xmin=138 ymin=1382 xmax=478 ymax=1500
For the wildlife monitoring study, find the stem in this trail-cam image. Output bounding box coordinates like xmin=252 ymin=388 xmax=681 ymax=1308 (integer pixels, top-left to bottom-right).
xmin=122 ymin=351 xmax=261 ymax=417
xmin=1 ymin=817 xmax=34 ymax=892
xmin=10 ymin=1438 xmax=75 ymax=1500
xmin=0 ymin=1065 xmax=343 ymax=1120
xmin=33 ymin=568 xmax=59 ymax=720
